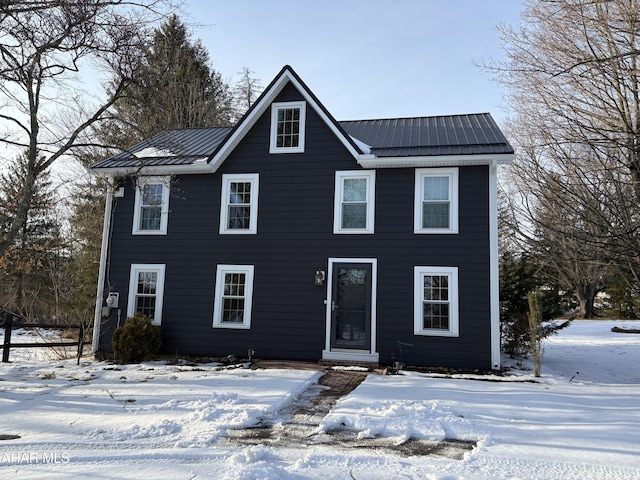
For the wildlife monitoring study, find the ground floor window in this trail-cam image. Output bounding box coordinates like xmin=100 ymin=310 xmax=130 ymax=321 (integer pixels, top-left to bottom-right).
xmin=213 ymin=264 xmax=254 ymax=329
xmin=414 ymin=266 xmax=459 ymax=337
xmin=127 ymin=264 xmax=166 ymax=325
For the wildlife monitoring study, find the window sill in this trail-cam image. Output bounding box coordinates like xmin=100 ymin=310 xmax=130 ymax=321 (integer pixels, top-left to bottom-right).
xmin=212 ymin=323 xmax=251 ymax=330
xmin=414 ymin=329 xmax=459 ymax=337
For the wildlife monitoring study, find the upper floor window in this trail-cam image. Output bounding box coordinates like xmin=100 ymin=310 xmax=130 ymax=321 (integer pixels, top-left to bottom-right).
xmin=220 ymin=173 xmax=259 ymax=234
xmin=333 ymin=170 xmax=376 ymax=234
xmin=212 ymin=264 xmax=254 ymax=329
xmin=270 ymin=101 xmax=306 ymax=153
xmin=414 ymin=168 xmax=458 ymax=234
xmin=132 ymin=176 xmax=170 ymax=235
xmin=127 ymin=264 xmax=166 ymax=326
xmin=414 ymin=266 xmax=459 ymax=337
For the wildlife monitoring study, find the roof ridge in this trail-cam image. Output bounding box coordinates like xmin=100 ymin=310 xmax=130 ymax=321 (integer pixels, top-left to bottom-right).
xmin=339 ymin=113 xmax=492 ymax=123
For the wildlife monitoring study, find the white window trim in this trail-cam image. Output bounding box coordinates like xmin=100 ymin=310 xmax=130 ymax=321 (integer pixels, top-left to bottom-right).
xmin=219 ymin=173 xmax=259 ymax=234
xmin=414 ymin=167 xmax=459 ymax=234
xmin=333 ymin=170 xmax=376 ymax=234
xmin=269 ymin=101 xmax=306 ymax=153
xmin=414 ymin=266 xmax=459 ymax=337
xmin=212 ymin=264 xmax=255 ymax=329
xmin=132 ymin=176 xmax=170 ymax=235
xmin=127 ymin=264 xmax=166 ymax=326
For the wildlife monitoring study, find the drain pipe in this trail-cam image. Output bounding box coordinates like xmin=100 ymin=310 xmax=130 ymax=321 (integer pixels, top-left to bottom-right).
xmin=91 ymin=177 xmax=115 ymax=354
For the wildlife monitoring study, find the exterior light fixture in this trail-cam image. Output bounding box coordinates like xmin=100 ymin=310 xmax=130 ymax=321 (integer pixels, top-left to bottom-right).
xmin=314 ymin=269 xmax=325 ymax=286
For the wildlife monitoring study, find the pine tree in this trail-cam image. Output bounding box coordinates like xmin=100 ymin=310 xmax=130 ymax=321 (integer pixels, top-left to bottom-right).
xmin=102 ymin=14 xmax=234 ymax=148
xmin=64 ymin=167 xmax=109 ymax=325
xmin=0 ymin=154 xmax=63 ymax=320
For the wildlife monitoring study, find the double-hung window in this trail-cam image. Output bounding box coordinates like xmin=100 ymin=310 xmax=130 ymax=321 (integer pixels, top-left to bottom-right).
xmin=333 ymin=170 xmax=376 ymax=234
xmin=414 ymin=266 xmax=459 ymax=337
xmin=414 ymin=168 xmax=458 ymax=234
xmin=127 ymin=264 xmax=166 ymax=325
xmin=220 ymin=174 xmax=259 ymax=234
xmin=132 ymin=177 xmax=170 ymax=235
xmin=270 ymin=101 xmax=306 ymax=153
xmin=213 ymin=265 xmax=254 ymax=329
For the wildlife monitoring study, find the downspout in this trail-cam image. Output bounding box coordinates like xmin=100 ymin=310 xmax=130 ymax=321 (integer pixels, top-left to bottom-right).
xmin=489 ymin=160 xmax=501 ymax=370
xmin=91 ymin=177 xmax=114 ymax=354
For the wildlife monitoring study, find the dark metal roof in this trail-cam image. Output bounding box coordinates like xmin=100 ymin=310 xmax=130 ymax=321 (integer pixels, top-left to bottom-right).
xmin=339 ymin=113 xmax=513 ymax=157
xmin=92 ymin=127 xmax=232 ymax=169
xmin=92 ymin=113 xmax=513 ymax=170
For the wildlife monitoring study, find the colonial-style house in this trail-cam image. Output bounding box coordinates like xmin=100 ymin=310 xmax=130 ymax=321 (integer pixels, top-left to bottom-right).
xmin=91 ymin=65 xmax=513 ymax=369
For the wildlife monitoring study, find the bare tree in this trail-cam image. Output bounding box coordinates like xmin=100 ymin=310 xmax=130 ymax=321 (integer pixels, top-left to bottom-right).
xmin=489 ymin=0 xmax=640 ymax=309
xmin=233 ymin=67 xmax=263 ymax=119
xmin=493 ymin=0 xmax=640 ymax=199
xmin=0 ymin=0 xmax=172 ymax=259
xmin=501 ymin=132 xmax=613 ymax=317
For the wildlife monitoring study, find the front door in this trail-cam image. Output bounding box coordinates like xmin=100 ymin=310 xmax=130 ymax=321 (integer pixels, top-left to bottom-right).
xmin=330 ymin=263 xmax=372 ymax=351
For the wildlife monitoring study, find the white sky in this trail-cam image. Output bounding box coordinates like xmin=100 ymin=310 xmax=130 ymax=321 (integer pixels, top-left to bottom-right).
xmin=182 ymin=0 xmax=525 ymax=124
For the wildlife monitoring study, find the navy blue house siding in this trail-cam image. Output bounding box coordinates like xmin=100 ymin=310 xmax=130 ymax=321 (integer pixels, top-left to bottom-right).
xmin=99 ymin=85 xmax=493 ymax=369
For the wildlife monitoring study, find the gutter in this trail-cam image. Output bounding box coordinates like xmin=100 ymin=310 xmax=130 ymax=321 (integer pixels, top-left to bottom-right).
xmin=91 ymin=178 xmax=114 ymax=354
xmin=357 ymin=153 xmax=515 ymax=169
xmin=91 ymin=157 xmax=213 ymax=177
xmin=489 ymin=159 xmax=501 ymax=370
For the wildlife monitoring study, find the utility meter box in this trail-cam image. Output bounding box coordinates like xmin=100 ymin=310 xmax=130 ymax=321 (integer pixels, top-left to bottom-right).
xmin=106 ymin=292 xmax=119 ymax=308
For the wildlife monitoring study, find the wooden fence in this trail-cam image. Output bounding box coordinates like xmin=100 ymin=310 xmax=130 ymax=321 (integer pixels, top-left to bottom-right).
xmin=0 ymin=314 xmax=87 ymax=365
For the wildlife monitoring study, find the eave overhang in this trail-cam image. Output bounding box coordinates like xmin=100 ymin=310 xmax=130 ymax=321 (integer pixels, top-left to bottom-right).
xmin=356 ymin=153 xmax=515 ymax=169
xmin=91 ymin=158 xmax=213 ymax=177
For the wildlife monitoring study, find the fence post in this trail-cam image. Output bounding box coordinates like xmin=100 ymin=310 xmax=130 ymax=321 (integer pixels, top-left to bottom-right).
xmin=76 ymin=322 xmax=84 ymax=366
xmin=2 ymin=315 xmax=13 ymax=363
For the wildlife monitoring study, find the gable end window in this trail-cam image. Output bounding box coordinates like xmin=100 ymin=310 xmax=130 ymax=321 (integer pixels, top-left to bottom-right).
xmin=213 ymin=265 xmax=254 ymax=329
xmin=127 ymin=264 xmax=166 ymax=326
xmin=220 ymin=173 xmax=259 ymax=234
xmin=414 ymin=168 xmax=458 ymax=234
xmin=333 ymin=170 xmax=376 ymax=234
xmin=270 ymin=101 xmax=306 ymax=153
xmin=414 ymin=266 xmax=459 ymax=337
xmin=132 ymin=176 xmax=170 ymax=235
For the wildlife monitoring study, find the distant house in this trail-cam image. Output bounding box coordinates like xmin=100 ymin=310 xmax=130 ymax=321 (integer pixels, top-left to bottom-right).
xmin=91 ymin=65 xmax=513 ymax=369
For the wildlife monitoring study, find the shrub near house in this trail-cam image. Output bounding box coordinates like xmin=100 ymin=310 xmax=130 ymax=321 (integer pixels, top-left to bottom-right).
xmin=112 ymin=314 xmax=162 ymax=363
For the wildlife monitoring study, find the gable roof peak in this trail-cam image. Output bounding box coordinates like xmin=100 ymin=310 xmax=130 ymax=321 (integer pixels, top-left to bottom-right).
xmin=206 ymin=65 xmax=364 ymax=170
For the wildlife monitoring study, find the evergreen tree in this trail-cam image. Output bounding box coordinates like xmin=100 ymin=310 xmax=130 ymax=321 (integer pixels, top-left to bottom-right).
xmin=65 ymin=168 xmax=109 ymax=325
xmin=102 ymin=14 xmax=234 ymax=148
xmin=68 ymin=16 xmax=238 ymax=334
xmin=0 ymin=154 xmax=63 ymax=320
xmin=499 ymin=250 xmax=568 ymax=358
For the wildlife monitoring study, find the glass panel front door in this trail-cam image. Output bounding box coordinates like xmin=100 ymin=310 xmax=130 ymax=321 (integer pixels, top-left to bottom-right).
xmin=331 ymin=263 xmax=372 ymax=350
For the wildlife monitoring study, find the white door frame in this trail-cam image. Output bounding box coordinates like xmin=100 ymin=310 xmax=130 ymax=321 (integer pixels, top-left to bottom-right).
xmin=322 ymin=257 xmax=379 ymax=363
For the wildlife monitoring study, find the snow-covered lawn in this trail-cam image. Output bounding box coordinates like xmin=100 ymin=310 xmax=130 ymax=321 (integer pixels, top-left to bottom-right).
xmin=1 ymin=320 xmax=639 ymax=479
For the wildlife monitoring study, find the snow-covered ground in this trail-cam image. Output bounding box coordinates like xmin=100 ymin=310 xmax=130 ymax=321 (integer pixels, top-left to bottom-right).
xmin=1 ymin=320 xmax=639 ymax=479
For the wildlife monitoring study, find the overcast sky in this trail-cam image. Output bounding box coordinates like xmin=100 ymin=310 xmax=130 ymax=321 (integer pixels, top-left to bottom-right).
xmin=182 ymin=0 xmax=525 ymax=124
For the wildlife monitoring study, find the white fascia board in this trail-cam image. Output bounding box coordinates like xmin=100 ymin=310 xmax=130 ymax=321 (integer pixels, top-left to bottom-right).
xmin=208 ymin=77 xmax=287 ymax=172
xmin=209 ymin=69 xmax=362 ymax=172
xmin=92 ymin=158 xmax=212 ymax=176
xmin=357 ymin=153 xmax=515 ymax=169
